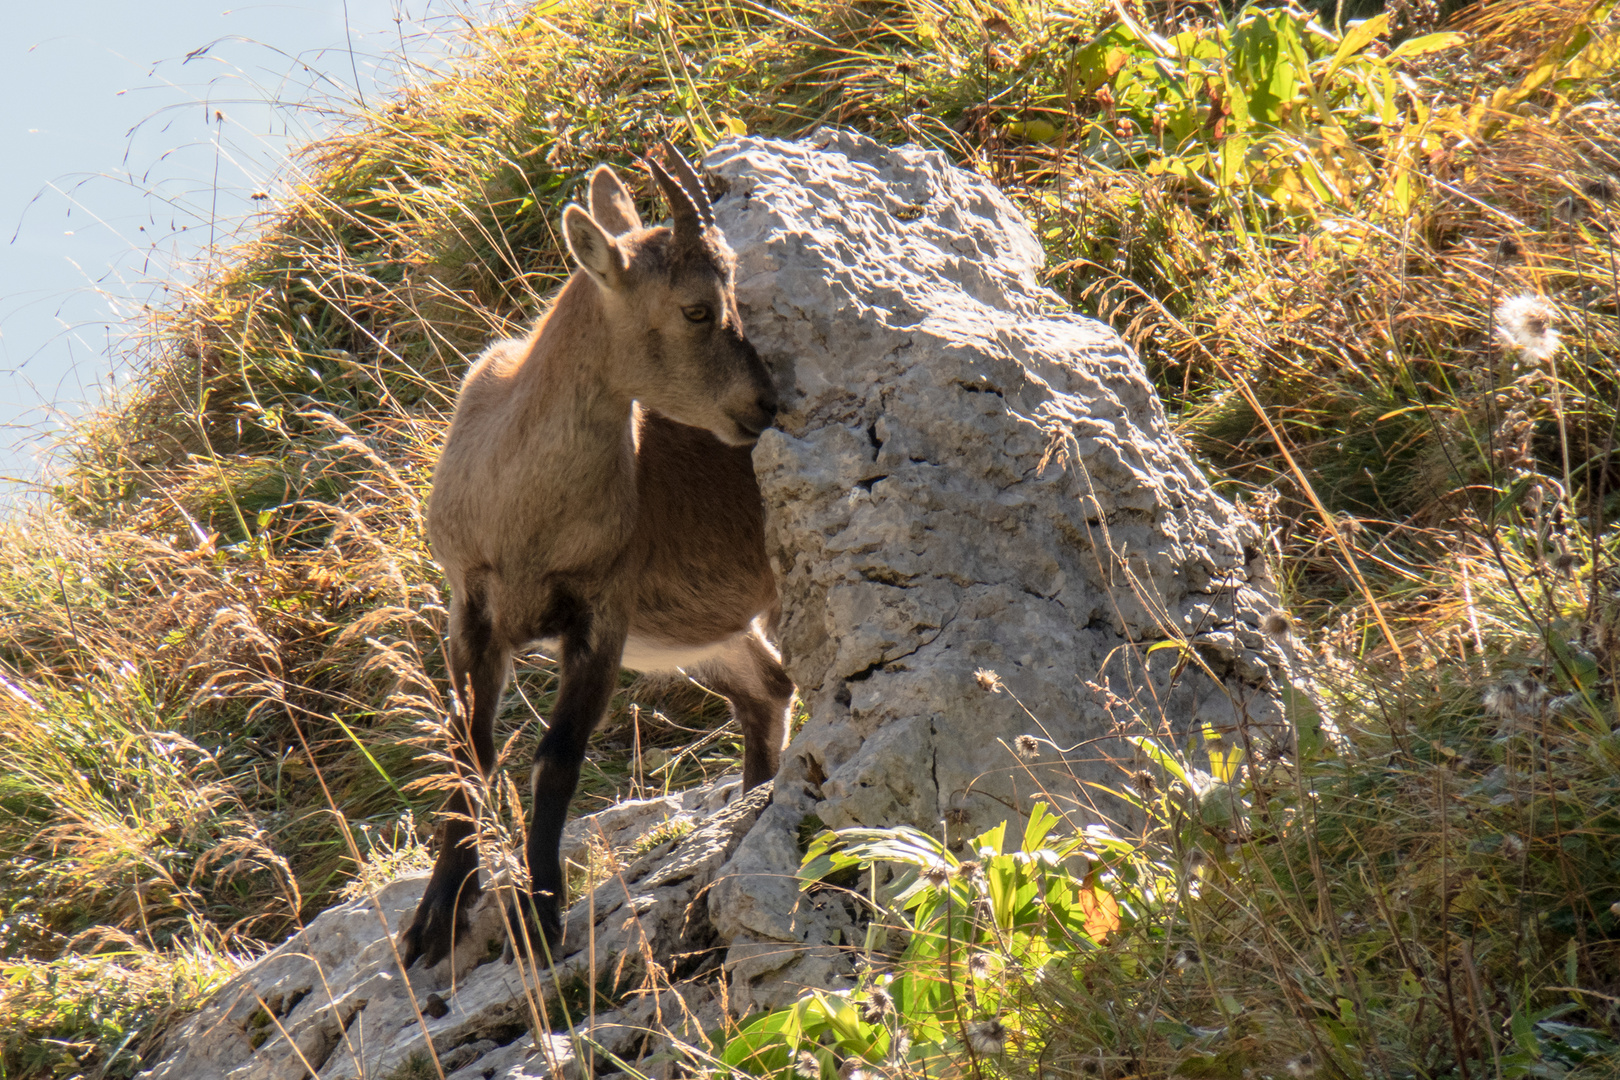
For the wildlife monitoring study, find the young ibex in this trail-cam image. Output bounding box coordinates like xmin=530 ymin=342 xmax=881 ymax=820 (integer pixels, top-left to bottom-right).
xmin=400 ymin=145 xmax=793 ymax=969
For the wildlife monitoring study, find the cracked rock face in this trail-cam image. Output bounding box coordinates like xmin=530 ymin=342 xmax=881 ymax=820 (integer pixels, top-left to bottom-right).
xmin=139 ymin=786 xmax=764 ymax=1080
xmin=702 ymin=130 xmax=1305 ymax=1011
xmin=141 ymin=131 xmax=1306 ymax=1076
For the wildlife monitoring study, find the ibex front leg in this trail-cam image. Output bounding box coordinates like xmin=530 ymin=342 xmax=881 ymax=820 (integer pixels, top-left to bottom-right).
xmin=510 ymin=613 xmax=626 ymax=959
xmin=400 ymin=592 xmax=508 ymax=970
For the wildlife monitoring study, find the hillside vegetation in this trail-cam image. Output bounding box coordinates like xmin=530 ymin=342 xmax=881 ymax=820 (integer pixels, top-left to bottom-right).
xmin=1 ymin=0 xmax=1618 ymax=1076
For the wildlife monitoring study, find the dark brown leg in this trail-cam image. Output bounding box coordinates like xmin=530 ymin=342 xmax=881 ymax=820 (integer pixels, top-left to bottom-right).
xmin=399 ymin=589 xmax=509 ymax=969
xmin=513 ymin=612 xmax=627 ymax=958
xmin=698 ymin=628 xmax=794 ymax=790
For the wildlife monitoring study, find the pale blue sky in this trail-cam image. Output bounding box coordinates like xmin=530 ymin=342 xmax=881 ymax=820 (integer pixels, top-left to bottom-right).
xmin=1 ymin=0 xmax=476 ymax=497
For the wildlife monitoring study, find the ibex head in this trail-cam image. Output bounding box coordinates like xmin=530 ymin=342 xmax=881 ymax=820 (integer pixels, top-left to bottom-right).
xmin=561 ymin=143 xmax=777 ymax=446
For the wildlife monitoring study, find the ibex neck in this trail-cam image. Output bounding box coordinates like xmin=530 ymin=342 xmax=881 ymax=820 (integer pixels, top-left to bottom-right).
xmin=524 ymin=274 xmax=629 ymax=422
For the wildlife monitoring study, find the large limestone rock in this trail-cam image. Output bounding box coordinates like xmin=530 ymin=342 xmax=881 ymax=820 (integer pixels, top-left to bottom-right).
xmin=704 ymin=129 xmax=1302 ymax=1011
xmin=141 ymin=785 xmax=765 ymax=1080
xmin=140 ymin=129 xmax=1304 ymax=1078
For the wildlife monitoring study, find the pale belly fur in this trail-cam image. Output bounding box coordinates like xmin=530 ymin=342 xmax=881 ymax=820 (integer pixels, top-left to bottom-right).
xmin=532 ymin=634 xmax=733 ymax=674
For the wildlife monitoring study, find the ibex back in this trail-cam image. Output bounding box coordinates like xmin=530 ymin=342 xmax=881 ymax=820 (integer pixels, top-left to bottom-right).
xmin=401 ymin=144 xmax=792 ymax=969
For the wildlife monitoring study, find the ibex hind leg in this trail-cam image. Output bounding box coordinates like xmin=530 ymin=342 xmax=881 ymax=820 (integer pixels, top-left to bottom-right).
xmin=399 ymin=591 xmax=508 ymax=970
xmin=696 ymin=625 xmax=794 ymax=791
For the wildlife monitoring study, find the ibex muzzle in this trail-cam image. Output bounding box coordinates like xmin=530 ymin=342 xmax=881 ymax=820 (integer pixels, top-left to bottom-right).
xmin=400 ymin=144 xmax=793 ymax=971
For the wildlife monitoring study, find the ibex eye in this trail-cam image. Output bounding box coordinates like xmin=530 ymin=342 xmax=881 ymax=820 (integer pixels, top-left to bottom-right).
xmin=682 ymin=304 xmax=712 ymax=323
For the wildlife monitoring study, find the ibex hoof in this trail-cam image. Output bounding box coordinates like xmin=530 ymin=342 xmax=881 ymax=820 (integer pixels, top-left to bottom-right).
xmin=500 ymin=892 xmax=565 ymax=966
xmin=398 ymin=877 xmax=479 ymax=970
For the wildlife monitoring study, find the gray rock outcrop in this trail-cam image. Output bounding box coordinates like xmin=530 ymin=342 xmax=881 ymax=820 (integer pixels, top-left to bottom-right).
xmin=703 ymin=129 xmax=1301 ymax=1011
xmin=140 ymin=129 xmax=1304 ymax=1078
xmin=142 ymin=785 xmax=763 ymax=1080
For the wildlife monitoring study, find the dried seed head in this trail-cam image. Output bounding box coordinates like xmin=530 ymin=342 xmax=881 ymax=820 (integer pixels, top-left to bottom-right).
xmin=1172 ymin=946 xmax=1199 ymax=972
xmin=956 ymin=859 xmax=983 ymax=880
xmin=921 ymin=862 xmax=952 ymax=888
xmin=837 ymin=1060 xmax=871 ymax=1080
xmin=1496 ymin=294 xmax=1561 ymax=361
xmin=1483 ymin=682 xmax=1518 ymax=717
xmin=1285 ymin=1052 xmax=1317 ymax=1078
xmin=1553 ymin=193 xmax=1587 ymax=223
xmin=1502 ymin=833 xmax=1525 ymax=856
xmin=1263 ymin=610 xmax=1292 ymax=637
xmin=796 ymin=1052 xmax=821 ymax=1080
xmin=861 ymin=987 xmax=894 ymax=1023
xmin=1014 ymin=733 xmax=1041 ymax=760
xmin=1131 ymin=769 xmax=1157 ymax=796
xmin=966 ymin=1018 xmax=1008 ymax=1055
xmin=967 ymin=952 xmax=998 ymax=978
xmin=1515 ymin=677 xmax=1546 ymax=710
xmin=975 ymin=668 xmax=1004 ymax=693
xmin=944 ymin=806 xmax=972 ymax=827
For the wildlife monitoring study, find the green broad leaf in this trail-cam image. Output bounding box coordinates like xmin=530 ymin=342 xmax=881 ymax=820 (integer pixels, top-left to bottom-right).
xmin=1022 ymin=802 xmax=1060 ymax=854
xmin=799 ymin=826 xmax=951 ymax=884
xmin=987 ymin=856 xmax=1019 ymax=929
xmin=973 ymin=820 xmax=1009 ymax=858
xmin=1511 ymin=1009 xmax=1543 ymax=1059
xmin=721 ymin=1008 xmax=802 ymax=1071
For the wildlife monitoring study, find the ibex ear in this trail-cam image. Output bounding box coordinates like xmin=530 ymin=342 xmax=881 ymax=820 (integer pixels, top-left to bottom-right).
xmin=588 ymin=165 xmax=641 ymax=235
xmin=562 ymin=204 xmax=625 ymax=288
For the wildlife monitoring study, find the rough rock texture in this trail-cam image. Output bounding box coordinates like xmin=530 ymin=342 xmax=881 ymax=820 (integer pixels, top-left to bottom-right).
xmin=141 ymin=785 xmax=764 ymax=1080
xmin=703 ymin=130 xmax=1304 ymax=1011
xmin=141 ymin=130 xmax=1305 ymax=1078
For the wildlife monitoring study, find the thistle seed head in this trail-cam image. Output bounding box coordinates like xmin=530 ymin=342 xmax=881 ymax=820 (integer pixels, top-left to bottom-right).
xmin=861 ymin=987 xmax=894 ymax=1023
xmin=1496 ymin=294 xmax=1561 ymax=362
xmin=966 ymin=1017 xmax=1007 ymax=1055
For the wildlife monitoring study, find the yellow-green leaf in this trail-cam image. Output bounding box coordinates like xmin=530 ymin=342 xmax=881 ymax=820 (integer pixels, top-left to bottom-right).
xmin=1385 ymin=31 xmax=1464 ymax=60
xmin=1322 ymin=13 xmax=1389 ymax=83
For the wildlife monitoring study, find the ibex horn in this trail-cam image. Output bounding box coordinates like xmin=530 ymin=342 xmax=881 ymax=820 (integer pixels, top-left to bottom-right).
xmin=650 ymin=141 xmax=714 ymax=230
